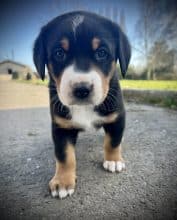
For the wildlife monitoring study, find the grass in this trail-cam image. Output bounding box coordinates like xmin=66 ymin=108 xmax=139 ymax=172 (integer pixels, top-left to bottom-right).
xmin=18 ymin=79 xmax=177 ymax=91
xmin=120 ymin=80 xmax=177 ymax=91
xmin=16 ymin=78 xmax=177 ymax=109
xmin=18 ymin=79 xmax=48 ymax=86
xmin=142 ymin=96 xmax=177 ymax=109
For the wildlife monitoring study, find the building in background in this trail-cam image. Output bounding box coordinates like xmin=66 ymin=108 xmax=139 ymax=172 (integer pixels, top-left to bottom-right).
xmin=0 ymin=60 xmax=33 ymax=79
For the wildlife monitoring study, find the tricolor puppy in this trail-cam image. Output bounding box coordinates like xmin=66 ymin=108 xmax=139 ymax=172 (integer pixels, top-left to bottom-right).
xmin=33 ymin=11 xmax=131 ymax=199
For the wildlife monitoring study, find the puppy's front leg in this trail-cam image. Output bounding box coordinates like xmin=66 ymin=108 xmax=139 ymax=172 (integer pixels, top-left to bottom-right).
xmin=49 ymin=123 xmax=78 ymax=199
xmin=103 ymin=112 xmax=126 ymax=173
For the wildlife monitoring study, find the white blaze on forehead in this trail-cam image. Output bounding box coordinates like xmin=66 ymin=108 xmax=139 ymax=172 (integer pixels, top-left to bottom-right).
xmin=72 ymin=15 xmax=84 ymax=34
xmin=58 ymin=64 xmax=103 ymax=106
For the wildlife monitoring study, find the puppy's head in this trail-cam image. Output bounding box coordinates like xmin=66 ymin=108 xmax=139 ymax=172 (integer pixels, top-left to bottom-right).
xmin=33 ymin=11 xmax=131 ymax=106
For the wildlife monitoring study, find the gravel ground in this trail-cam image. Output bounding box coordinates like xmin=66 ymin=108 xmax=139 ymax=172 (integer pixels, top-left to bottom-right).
xmin=0 ymin=104 xmax=177 ymax=220
xmin=0 ymin=77 xmax=177 ymax=219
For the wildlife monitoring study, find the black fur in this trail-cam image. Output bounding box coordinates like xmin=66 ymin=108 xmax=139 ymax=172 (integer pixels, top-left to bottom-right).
xmin=52 ymin=123 xmax=79 ymax=162
xmin=33 ymin=11 xmax=130 ymax=164
xmin=33 ymin=11 xmax=131 ymax=80
xmin=103 ymin=111 xmax=125 ymax=148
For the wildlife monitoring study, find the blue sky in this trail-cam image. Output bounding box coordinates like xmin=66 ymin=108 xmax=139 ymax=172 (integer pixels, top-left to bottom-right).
xmin=0 ymin=0 xmax=140 ymax=71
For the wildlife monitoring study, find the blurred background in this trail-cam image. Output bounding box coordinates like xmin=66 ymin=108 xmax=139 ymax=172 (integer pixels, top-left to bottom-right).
xmin=0 ymin=0 xmax=177 ymax=80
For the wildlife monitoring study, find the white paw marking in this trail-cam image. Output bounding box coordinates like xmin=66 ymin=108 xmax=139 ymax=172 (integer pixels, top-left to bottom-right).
xmin=51 ymin=190 xmax=58 ymax=198
xmin=51 ymin=188 xmax=75 ymax=199
xmin=68 ymin=188 xmax=74 ymax=196
xmin=103 ymin=161 xmax=125 ymax=173
xmin=59 ymin=189 xmax=68 ymax=199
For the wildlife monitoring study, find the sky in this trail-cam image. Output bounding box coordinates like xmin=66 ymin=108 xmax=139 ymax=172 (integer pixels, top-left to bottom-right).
xmin=0 ymin=0 xmax=140 ymax=71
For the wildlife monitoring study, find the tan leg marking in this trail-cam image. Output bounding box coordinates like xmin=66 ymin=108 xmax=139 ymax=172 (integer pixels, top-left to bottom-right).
xmin=104 ymin=134 xmax=123 ymax=161
xmin=49 ymin=144 xmax=76 ymax=199
xmin=103 ymin=134 xmax=125 ymax=173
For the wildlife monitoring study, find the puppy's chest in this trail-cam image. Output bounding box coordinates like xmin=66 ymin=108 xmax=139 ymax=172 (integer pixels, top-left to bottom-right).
xmin=70 ymin=105 xmax=102 ymax=129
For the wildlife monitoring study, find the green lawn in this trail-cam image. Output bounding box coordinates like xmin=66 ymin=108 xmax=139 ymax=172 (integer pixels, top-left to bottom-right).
xmin=16 ymin=78 xmax=177 ymax=109
xmin=18 ymin=79 xmax=177 ymax=91
xmin=120 ymin=80 xmax=177 ymax=91
xmin=18 ymin=79 xmax=48 ymax=86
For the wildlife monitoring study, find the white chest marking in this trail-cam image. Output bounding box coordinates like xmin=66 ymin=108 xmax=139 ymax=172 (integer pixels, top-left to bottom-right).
xmin=70 ymin=105 xmax=101 ymax=129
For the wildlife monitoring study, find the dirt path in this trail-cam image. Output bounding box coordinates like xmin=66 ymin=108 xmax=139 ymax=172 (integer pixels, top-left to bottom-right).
xmin=0 ymin=76 xmax=49 ymax=109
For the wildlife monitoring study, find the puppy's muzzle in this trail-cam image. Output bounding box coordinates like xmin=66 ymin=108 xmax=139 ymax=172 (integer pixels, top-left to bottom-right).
xmin=72 ymin=82 xmax=93 ymax=100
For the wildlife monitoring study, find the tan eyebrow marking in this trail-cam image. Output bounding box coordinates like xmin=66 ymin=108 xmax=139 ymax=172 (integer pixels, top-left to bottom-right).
xmin=60 ymin=38 xmax=69 ymax=50
xmin=92 ymin=37 xmax=100 ymax=50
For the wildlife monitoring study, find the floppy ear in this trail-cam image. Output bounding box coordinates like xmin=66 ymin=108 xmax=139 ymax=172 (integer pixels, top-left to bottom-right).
xmin=115 ymin=26 xmax=131 ymax=78
xmin=33 ymin=31 xmax=46 ymax=80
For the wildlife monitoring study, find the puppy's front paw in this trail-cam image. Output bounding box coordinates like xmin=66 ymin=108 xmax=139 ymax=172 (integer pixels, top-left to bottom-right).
xmin=103 ymin=160 xmax=125 ymax=173
xmin=49 ymin=175 xmax=75 ymax=199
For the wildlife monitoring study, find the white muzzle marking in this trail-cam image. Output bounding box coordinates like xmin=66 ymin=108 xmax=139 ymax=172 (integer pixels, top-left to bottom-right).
xmin=58 ymin=64 xmax=103 ymax=106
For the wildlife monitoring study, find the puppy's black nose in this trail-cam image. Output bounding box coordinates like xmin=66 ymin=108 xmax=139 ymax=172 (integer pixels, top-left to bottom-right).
xmin=73 ymin=83 xmax=93 ymax=99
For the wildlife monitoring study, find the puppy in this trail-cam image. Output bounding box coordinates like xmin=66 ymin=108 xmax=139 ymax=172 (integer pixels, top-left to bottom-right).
xmin=33 ymin=11 xmax=131 ymax=199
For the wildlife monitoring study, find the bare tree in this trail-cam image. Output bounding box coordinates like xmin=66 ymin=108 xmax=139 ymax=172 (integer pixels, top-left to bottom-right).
xmin=112 ymin=5 xmax=119 ymax=24
xmin=119 ymin=9 xmax=126 ymax=33
xmin=149 ymin=40 xmax=176 ymax=79
xmin=135 ymin=0 xmax=156 ymax=79
xmin=135 ymin=0 xmax=177 ymax=79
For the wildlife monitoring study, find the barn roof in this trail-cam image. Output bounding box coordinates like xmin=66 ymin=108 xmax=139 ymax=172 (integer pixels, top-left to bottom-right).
xmin=0 ymin=60 xmax=28 ymax=68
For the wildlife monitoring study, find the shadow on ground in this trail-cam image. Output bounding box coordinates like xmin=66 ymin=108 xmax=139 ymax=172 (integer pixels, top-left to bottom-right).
xmin=0 ymin=104 xmax=177 ymax=220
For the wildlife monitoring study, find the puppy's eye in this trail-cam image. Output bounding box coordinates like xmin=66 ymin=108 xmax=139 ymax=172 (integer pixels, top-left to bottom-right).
xmin=54 ymin=48 xmax=66 ymax=61
xmin=95 ymin=48 xmax=108 ymax=61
